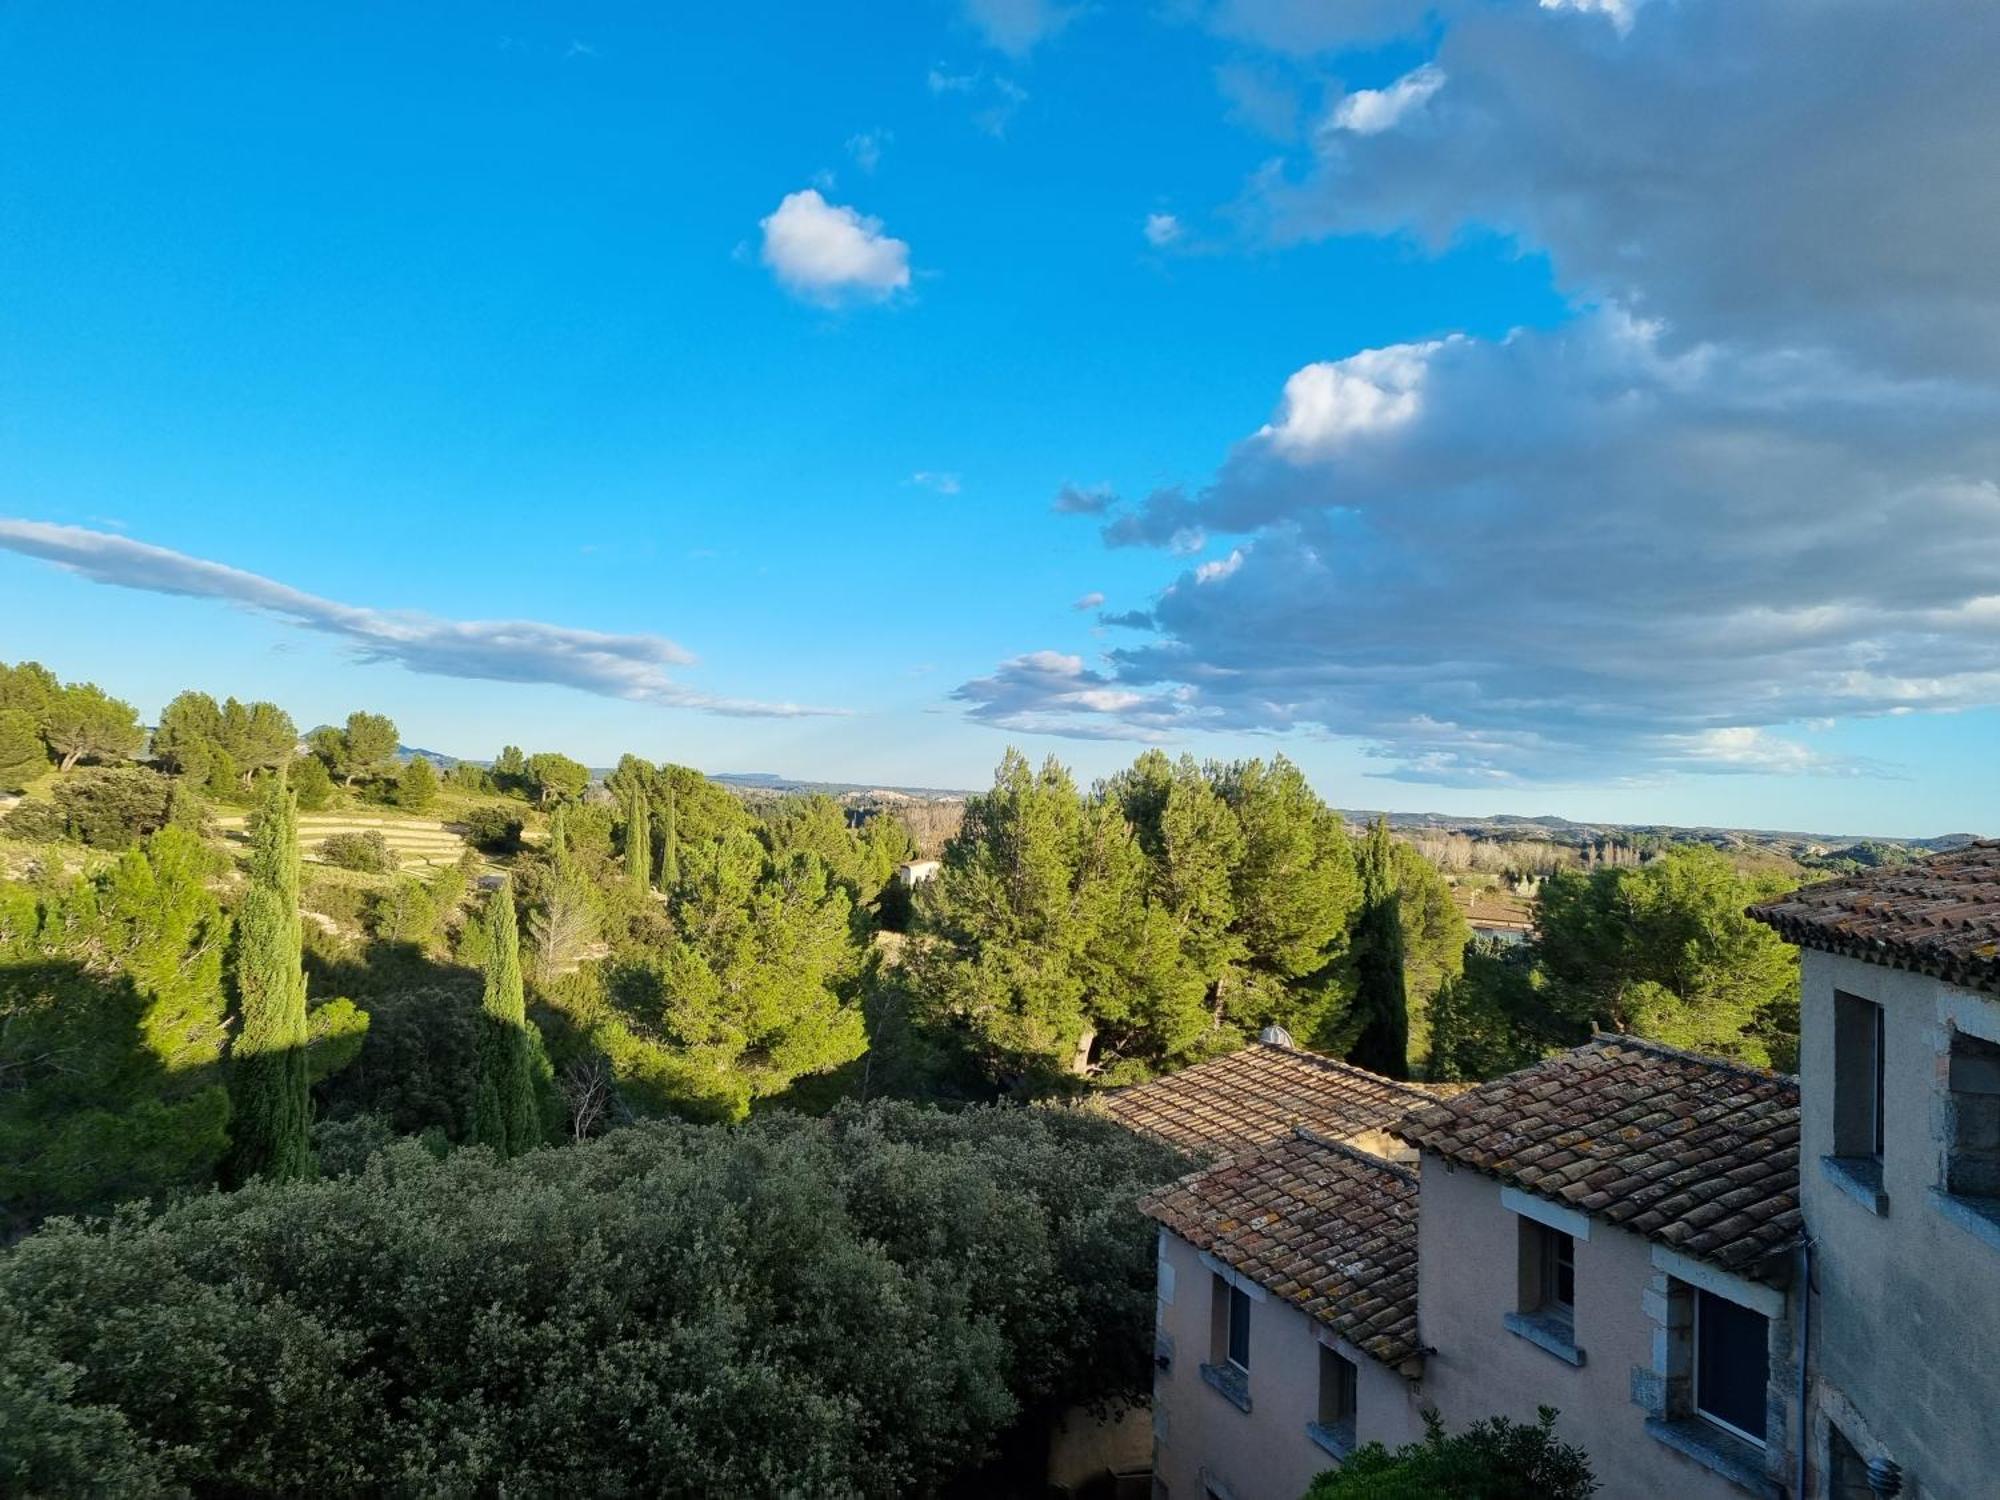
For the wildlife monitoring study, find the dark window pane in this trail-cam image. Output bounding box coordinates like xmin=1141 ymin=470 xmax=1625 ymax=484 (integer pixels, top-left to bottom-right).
xmin=1228 ymin=1285 xmax=1250 ymax=1370
xmin=1696 ymin=1290 xmax=1768 ymax=1443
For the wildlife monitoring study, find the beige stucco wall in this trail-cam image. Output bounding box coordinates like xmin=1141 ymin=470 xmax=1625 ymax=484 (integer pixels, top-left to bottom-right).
xmin=1413 ymin=1157 xmax=1766 ymax=1500
xmin=1151 ymin=1229 xmax=1426 ymax=1500
xmin=1799 ymin=951 xmax=2000 ymax=1500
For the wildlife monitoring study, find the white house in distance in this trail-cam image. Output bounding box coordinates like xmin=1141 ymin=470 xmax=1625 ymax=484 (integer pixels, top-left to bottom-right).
xmin=894 ymin=858 xmax=940 ymax=888
xmin=1751 ymin=840 xmax=2000 ymax=1500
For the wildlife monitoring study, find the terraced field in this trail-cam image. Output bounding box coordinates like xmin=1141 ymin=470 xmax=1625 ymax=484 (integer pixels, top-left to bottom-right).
xmin=214 ymin=811 xmax=472 ymax=870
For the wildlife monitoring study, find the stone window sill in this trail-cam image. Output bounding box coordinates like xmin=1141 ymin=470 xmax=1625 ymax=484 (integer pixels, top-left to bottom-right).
xmin=1307 ymin=1421 xmax=1356 ymax=1461
xmin=1820 ymin=1155 xmax=1888 ymax=1215
xmin=1503 ymin=1310 xmax=1585 ymax=1367
xmin=1644 ymin=1416 xmax=1779 ymax=1498
xmin=1199 ymin=1361 xmax=1252 ymax=1413
xmin=1929 ymin=1188 xmax=2000 ymax=1253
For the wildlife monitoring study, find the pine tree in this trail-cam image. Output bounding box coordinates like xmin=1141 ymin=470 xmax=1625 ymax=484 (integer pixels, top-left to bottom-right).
xmin=1348 ymin=818 xmax=1411 ymax=1079
xmin=625 ymin=786 xmax=652 ymax=894
xmin=472 ymin=879 xmax=541 ymax=1155
xmin=224 ymin=770 xmax=314 ymax=1182
xmin=659 ymin=785 xmax=679 ymax=890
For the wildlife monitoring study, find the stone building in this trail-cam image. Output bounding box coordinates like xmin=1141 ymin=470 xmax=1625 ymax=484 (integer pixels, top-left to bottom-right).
xmin=1751 ymin=840 xmax=2000 ymax=1500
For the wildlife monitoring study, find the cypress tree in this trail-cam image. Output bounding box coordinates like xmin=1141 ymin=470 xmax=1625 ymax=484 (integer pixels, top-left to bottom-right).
xmin=659 ymin=785 xmax=679 ymax=890
xmin=1348 ymin=817 xmax=1412 ymax=1080
xmin=472 ymin=879 xmax=540 ymax=1155
xmin=225 ymin=770 xmax=314 ymax=1182
xmin=625 ymin=786 xmax=651 ymax=895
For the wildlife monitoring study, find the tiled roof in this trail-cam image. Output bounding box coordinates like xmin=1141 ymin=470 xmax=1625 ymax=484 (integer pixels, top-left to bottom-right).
xmin=1396 ymin=1036 xmax=1800 ymax=1283
xmin=1139 ymin=1130 xmax=1422 ymax=1367
xmin=1748 ymin=842 xmax=2000 ymax=994
xmin=1100 ymin=1042 xmax=1437 ymax=1161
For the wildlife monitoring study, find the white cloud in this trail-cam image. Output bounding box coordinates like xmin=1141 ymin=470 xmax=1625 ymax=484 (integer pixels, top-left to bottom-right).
xmin=845 ymin=131 xmax=889 ymax=173
xmin=1073 ymin=591 xmax=1106 ymax=610
xmin=1144 ymin=212 xmax=1183 ymax=248
xmin=1192 ymin=549 xmax=1245 ymax=585
xmin=0 ymin=521 xmax=846 ymax=719
xmin=961 ymin=0 xmax=1077 ymax=57
xmin=759 ymin=189 xmax=911 ymax=306
xmin=1327 ymin=63 xmax=1445 ymax=136
xmin=910 ymin=470 xmax=962 ymax=495
xmin=953 ymin=651 xmax=1182 ymax=741
xmin=1256 ymin=343 xmax=1438 ymax=459
xmin=960 ymin=312 xmax=2000 ymax=782
xmin=962 ymin=0 xmax=2000 ymax=784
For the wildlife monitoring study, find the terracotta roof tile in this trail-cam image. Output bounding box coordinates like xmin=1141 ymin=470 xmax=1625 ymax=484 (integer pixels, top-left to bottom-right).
xmin=1139 ymin=1131 xmax=1422 ymax=1367
xmin=1749 ymin=842 xmax=2000 ymax=994
xmin=1100 ymin=1042 xmax=1437 ymax=1161
xmin=1395 ymin=1036 xmax=1800 ymax=1283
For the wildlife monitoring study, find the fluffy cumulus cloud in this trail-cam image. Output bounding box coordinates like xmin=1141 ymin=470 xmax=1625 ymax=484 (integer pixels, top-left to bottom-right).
xmin=0 ymin=521 xmax=845 ymax=719
xmin=1143 ymin=212 xmax=1183 ymax=248
xmin=959 ymin=0 xmax=2000 ymax=785
xmin=759 ymin=190 xmax=911 ymax=306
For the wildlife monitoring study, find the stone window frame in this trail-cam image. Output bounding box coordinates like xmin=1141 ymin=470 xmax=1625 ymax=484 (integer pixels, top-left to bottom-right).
xmin=1632 ymin=1245 xmax=1787 ymax=1498
xmin=1197 ymin=1253 xmax=1267 ymax=1413
xmin=1928 ymin=991 xmax=2000 ymax=1254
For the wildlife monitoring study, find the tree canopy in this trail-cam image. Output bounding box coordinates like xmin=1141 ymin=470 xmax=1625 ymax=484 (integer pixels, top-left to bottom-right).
xmin=1 ymin=1102 xmax=1185 ymax=1499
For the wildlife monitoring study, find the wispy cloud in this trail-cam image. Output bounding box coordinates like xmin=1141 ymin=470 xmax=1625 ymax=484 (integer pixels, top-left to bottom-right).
xmin=845 ymin=130 xmax=889 ymax=173
xmin=1051 ymin=481 xmax=1116 ymax=515
xmin=1143 ymin=212 xmax=1184 ymax=248
xmin=0 ymin=520 xmax=846 ymax=719
xmin=959 ymin=0 xmax=1078 ymax=57
xmin=910 ymin=470 xmax=963 ymax=495
xmin=1072 ymin=591 xmax=1105 ymax=610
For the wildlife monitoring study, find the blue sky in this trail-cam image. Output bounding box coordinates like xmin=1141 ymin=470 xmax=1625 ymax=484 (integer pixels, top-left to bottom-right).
xmin=1 ymin=1 xmax=1995 ymax=837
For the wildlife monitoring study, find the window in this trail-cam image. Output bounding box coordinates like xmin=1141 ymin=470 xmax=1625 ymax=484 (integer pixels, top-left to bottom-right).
xmin=1832 ymin=991 xmax=1886 ymax=1161
xmin=1506 ymin=1215 xmax=1584 ymax=1363
xmin=1693 ymin=1289 xmax=1769 ymax=1447
xmin=1539 ymin=1225 xmax=1576 ymax=1326
xmin=1946 ymin=1029 xmax=2000 ymax=1202
xmin=1226 ymin=1283 xmax=1251 ymax=1371
xmin=1318 ymin=1345 xmax=1357 ymax=1429
xmin=1202 ymin=1273 xmax=1253 ymax=1411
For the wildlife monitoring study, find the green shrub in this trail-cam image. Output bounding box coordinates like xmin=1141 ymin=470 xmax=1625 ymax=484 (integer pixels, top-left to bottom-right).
xmin=2 ymin=798 xmax=65 ymax=843
xmin=317 ymin=830 xmax=395 ymax=874
xmin=459 ymin=804 xmax=524 ymax=854
xmin=51 ymin=767 xmax=190 ymax=848
xmin=1304 ymin=1407 xmax=1597 ymax=1499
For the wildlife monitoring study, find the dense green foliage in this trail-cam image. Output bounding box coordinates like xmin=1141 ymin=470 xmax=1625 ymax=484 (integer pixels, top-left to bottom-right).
xmin=890 ymin=750 xmax=1477 ymax=1089
xmin=1535 ymin=845 xmax=1800 ymax=1068
xmin=1 ymin=1103 xmax=1185 ymax=1498
xmin=1304 ymin=1408 xmax=1597 ymax=1499
xmin=223 ymin=776 xmax=314 ymax=1184
xmin=0 ymin=708 xmax=43 ymax=791
xmin=1427 ymin=845 xmax=1801 ymax=1075
xmin=0 ymin=828 xmax=233 ymax=1227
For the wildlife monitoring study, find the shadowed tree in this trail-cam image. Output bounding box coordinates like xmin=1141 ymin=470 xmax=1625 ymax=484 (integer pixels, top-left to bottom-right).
xmin=224 ymin=771 xmax=313 ymax=1183
xmin=1349 ymin=818 xmax=1412 ymax=1079
xmin=472 ymin=880 xmax=541 ymax=1155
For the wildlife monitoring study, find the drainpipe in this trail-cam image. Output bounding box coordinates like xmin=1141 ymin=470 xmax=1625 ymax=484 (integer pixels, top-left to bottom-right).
xmin=1795 ymin=1236 xmax=1815 ymax=1500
